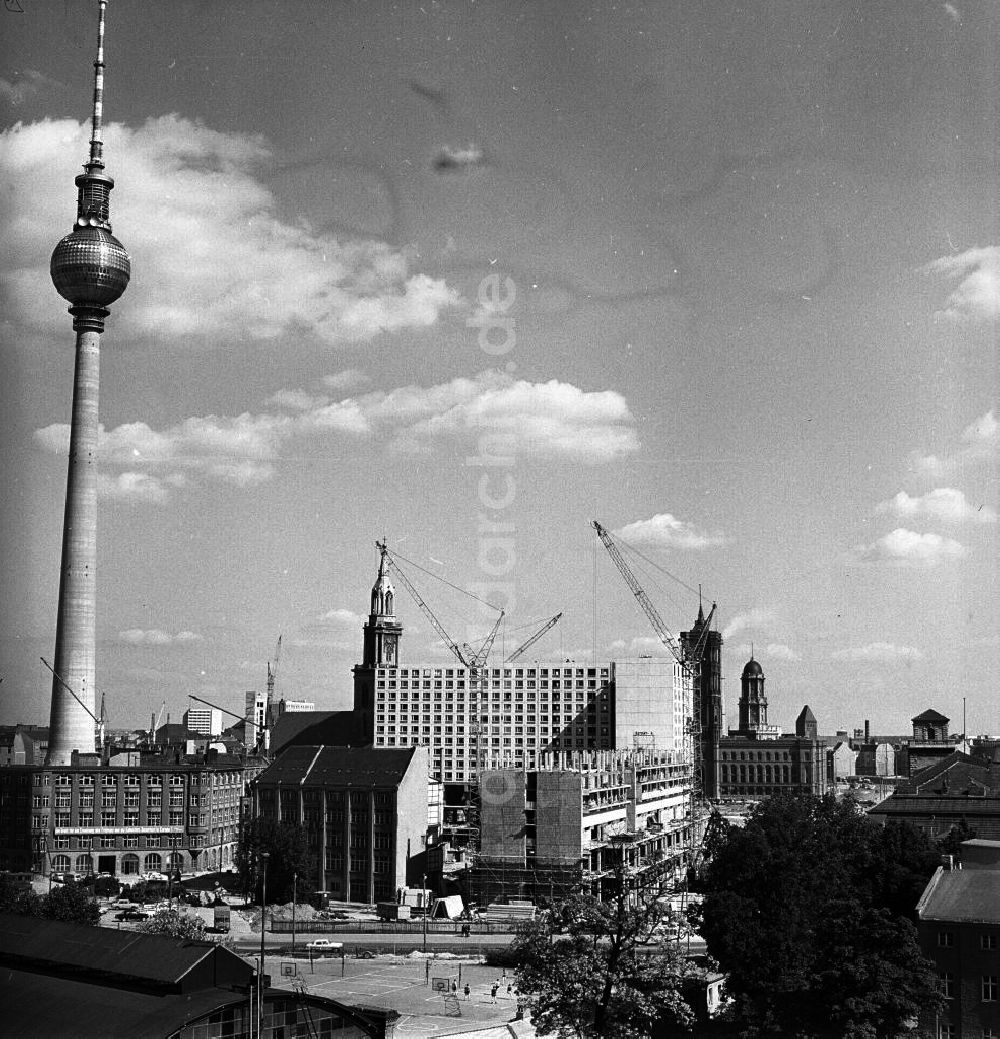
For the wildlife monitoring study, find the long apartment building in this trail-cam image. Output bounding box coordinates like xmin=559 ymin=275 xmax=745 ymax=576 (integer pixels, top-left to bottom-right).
xmin=0 ymin=749 xmax=264 ymax=878
xmin=351 ymin=548 xmax=692 ymax=846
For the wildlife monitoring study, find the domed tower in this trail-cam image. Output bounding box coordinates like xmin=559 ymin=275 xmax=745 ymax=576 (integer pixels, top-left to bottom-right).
xmin=46 ymin=0 xmax=131 ymax=766
xmin=362 ymin=542 xmax=403 ymax=667
xmin=738 ymin=656 xmax=766 ymax=732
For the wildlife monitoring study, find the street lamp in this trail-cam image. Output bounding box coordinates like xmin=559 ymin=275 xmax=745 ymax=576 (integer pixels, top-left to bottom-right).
xmin=422 ymin=872 xmax=428 ymax=953
xmin=258 ymin=852 xmax=270 ymax=1039
xmin=291 ymin=871 xmax=297 ymax=953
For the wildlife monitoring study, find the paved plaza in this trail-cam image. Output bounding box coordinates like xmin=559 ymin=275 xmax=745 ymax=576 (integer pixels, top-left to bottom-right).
xmin=266 ymin=955 xmax=531 ymax=1038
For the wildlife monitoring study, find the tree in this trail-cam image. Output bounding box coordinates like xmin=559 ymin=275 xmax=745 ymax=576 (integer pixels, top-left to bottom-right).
xmin=40 ymin=883 xmax=100 ymax=926
xmin=137 ymin=908 xmax=207 ymax=940
xmin=236 ymin=817 xmax=314 ymax=905
xmin=0 ymin=874 xmax=41 ymax=917
xmin=511 ymin=854 xmax=696 ymax=1038
xmin=696 ymin=794 xmax=944 ymax=1038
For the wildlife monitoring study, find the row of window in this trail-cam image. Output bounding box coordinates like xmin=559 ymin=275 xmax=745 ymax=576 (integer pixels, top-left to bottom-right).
xmin=37 ymin=771 xmax=245 ymax=789
xmin=938 ymin=931 xmax=999 ymax=950
xmin=939 ymin=972 xmax=999 ymax=1001
xmin=376 ymin=667 xmax=609 ymax=679
xmin=50 ymin=834 xmax=188 ymax=850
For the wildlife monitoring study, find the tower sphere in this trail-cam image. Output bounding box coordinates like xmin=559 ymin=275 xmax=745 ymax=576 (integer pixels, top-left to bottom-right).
xmin=51 ymin=224 xmax=131 ymax=308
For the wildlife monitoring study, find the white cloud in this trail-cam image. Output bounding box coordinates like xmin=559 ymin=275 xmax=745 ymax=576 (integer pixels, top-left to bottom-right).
xmin=943 ymin=3 xmax=962 ymax=24
xmin=613 ymin=513 xmax=725 ymax=550
xmin=831 ymin=642 xmax=924 ymax=664
xmin=321 ymin=608 xmax=363 ymax=626
xmin=1 ymin=117 xmax=460 ymax=346
xmin=609 ymin=636 xmax=671 ymax=657
xmin=35 ymin=371 xmax=637 ymax=501
xmin=914 ymin=409 xmax=999 ymax=475
xmin=856 ymin=528 xmax=968 ymax=566
xmin=321 ymin=370 xmax=370 ymax=392
xmin=722 ymin=608 xmax=775 ymax=640
xmin=876 ymin=487 xmax=996 ymax=524
xmin=0 ymin=70 xmax=63 ymax=105
xmin=118 ymin=629 xmax=203 ymax=646
xmin=763 ymin=643 xmax=800 ymax=662
xmin=926 ymin=246 xmax=1000 ymax=322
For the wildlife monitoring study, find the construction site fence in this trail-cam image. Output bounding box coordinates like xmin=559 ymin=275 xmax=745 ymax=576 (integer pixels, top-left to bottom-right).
xmin=268 ymin=918 xmax=523 ymax=936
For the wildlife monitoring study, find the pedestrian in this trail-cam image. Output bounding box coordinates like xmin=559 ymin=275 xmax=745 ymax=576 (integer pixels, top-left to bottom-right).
xmin=451 ymin=979 xmax=458 ymax=994
xmin=464 ymin=983 xmax=471 ymax=1001
xmin=507 ymin=983 xmax=513 ymax=997
xmin=490 ymin=983 xmax=498 ymax=1004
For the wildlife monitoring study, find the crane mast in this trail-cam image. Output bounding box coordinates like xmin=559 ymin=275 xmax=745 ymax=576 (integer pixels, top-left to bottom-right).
xmin=592 ymin=520 xmax=717 ymax=865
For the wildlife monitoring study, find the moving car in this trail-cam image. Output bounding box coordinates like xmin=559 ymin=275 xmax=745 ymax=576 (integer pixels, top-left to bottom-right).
xmin=305 ymin=939 xmax=343 ymax=954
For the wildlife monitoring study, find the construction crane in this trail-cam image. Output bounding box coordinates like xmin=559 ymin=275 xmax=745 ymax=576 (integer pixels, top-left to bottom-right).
xmin=505 ymin=612 xmax=563 ymax=663
xmin=377 ymin=540 xmax=503 ymax=670
xmin=592 ymin=521 xmax=717 ymax=862
xmin=264 ymin=634 xmax=282 ymax=748
xmin=462 ymin=611 xmax=505 ymax=668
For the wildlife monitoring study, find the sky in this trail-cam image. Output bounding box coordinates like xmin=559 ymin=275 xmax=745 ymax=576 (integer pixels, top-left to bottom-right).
xmin=0 ymin=0 xmax=997 ymax=739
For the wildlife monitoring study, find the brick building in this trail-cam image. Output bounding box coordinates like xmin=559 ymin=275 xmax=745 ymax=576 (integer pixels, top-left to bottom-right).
xmin=0 ymin=749 xmax=263 ymax=877
xmin=253 ymin=745 xmax=428 ymax=904
xmin=916 ymin=842 xmax=1000 ymax=1039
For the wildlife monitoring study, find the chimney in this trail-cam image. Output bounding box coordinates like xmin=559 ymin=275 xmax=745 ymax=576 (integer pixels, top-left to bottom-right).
xmin=865 ymin=719 xmax=870 ymax=743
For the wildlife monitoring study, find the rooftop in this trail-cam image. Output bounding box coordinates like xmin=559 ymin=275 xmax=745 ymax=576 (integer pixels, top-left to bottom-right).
xmin=917 ymin=867 xmax=1000 ymax=924
xmin=257 ymin=744 xmax=421 ymax=787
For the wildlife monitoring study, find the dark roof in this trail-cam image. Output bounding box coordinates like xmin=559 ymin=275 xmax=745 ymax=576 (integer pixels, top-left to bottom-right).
xmin=797 ymin=706 xmax=816 ymax=722
xmin=742 ymin=658 xmax=763 ymax=678
xmin=918 ymin=867 xmax=1000 ymax=924
xmin=0 ymin=966 xmax=247 ymax=1039
xmin=912 ymin=709 xmax=949 ymax=723
xmin=270 ymin=710 xmax=362 ymax=754
xmin=0 ymin=912 xmax=247 ymax=989
xmin=257 ymin=744 xmax=420 ymax=788
xmin=0 ymin=969 xmax=390 ymax=1039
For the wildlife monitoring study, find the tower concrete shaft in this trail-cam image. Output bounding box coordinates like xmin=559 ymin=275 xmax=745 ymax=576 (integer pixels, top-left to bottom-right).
xmin=45 ymin=0 xmax=130 ymax=765
xmin=47 ymin=313 xmax=104 ymax=764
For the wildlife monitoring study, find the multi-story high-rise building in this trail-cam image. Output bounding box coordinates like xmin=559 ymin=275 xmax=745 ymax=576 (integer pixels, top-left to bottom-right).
xmin=471 ymin=748 xmax=692 ymax=904
xmin=351 ymin=548 xmax=692 ymax=846
xmin=183 ymin=706 xmax=223 ymax=737
xmin=245 ymin=690 xmax=267 ymax=749
xmin=45 ymin=0 xmax=131 ymax=766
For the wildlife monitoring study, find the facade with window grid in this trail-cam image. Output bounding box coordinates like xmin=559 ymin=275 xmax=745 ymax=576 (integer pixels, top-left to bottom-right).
xmin=352 ymin=555 xmax=692 ymax=847
xmin=0 ymin=752 xmax=262 ymax=878
xmin=252 ymin=745 xmax=427 ymax=904
xmin=917 ymin=845 xmax=1000 ymax=1039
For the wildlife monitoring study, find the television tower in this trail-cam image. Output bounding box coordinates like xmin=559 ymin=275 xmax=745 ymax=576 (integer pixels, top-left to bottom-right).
xmin=46 ymin=0 xmax=131 ymax=765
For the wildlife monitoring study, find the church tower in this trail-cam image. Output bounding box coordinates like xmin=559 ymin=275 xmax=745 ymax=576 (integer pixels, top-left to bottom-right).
xmin=362 ymin=542 xmax=403 ymax=667
xmin=46 ymin=0 xmax=131 ymax=765
xmin=681 ymin=600 xmax=723 ymax=799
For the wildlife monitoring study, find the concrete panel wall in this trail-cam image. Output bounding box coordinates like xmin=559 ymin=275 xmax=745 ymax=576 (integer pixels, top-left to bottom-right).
xmin=537 ymin=771 xmax=584 ymax=865
xmin=612 ymin=659 xmax=690 ymax=753
xmin=479 ymin=770 xmax=526 ymax=861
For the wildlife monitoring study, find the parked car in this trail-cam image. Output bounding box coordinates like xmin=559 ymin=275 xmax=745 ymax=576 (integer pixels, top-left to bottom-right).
xmin=306 ymin=939 xmax=343 ymax=954
xmin=115 ymin=909 xmax=149 ymax=921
